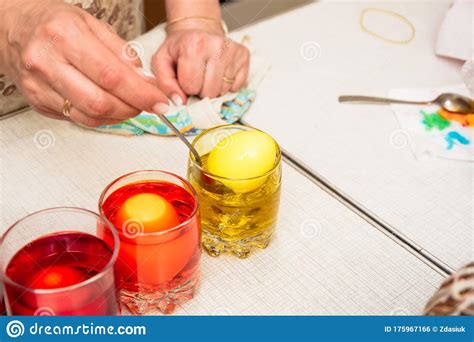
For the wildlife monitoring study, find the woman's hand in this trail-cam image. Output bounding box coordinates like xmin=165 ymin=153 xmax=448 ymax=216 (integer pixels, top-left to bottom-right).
xmin=1 ymin=0 xmax=168 ymax=127
xmin=151 ymin=19 xmax=250 ymax=105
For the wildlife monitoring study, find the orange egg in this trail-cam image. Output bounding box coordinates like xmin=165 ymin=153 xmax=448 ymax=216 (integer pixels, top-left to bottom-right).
xmin=117 ymin=193 xmax=180 ymax=233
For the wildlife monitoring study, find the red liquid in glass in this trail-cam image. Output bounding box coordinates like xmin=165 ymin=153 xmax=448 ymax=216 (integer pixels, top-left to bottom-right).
xmin=101 ymin=181 xmax=200 ymax=294
xmin=0 ymin=287 xmax=5 ymax=316
xmin=5 ymin=232 xmax=119 ymax=316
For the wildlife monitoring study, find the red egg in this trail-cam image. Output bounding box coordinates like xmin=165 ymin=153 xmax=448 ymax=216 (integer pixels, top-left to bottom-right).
xmin=32 ymin=265 xmax=85 ymax=289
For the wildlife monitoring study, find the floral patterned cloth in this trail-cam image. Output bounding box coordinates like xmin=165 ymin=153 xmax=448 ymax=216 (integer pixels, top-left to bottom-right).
xmin=94 ymin=88 xmax=256 ymax=136
xmin=0 ymin=0 xmax=144 ymax=116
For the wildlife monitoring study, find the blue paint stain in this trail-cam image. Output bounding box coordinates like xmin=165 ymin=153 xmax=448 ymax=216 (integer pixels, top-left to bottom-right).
xmin=445 ymin=131 xmax=470 ymax=150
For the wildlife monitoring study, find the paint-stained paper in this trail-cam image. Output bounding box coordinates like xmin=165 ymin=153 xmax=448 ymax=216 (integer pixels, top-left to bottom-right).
xmin=390 ymin=84 xmax=473 ymax=162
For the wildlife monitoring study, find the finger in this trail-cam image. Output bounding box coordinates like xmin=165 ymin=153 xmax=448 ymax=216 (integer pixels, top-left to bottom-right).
xmin=62 ymin=24 xmax=169 ymax=111
xmin=231 ymin=66 xmax=249 ymax=93
xmin=69 ymin=109 xmax=125 ymax=127
xmin=30 ymin=80 xmax=122 ymax=127
xmin=32 ymin=106 xmax=65 ymax=121
xmin=152 ymin=48 xmax=187 ymax=105
xmin=83 ymin=13 xmax=142 ymax=69
xmin=220 ymin=44 xmax=245 ymax=96
xmin=230 ymin=48 xmax=250 ymax=92
xmin=41 ymin=60 xmax=142 ymax=121
xmin=221 ymin=63 xmax=237 ymax=95
xmin=201 ymin=55 xmax=229 ymax=98
xmin=17 ymin=77 xmax=65 ymax=121
xmin=177 ymin=54 xmax=207 ymax=97
xmin=230 ymin=46 xmax=250 ymax=92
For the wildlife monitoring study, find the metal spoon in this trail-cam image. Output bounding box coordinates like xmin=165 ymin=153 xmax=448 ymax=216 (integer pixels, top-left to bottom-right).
xmin=140 ymin=64 xmax=202 ymax=165
xmin=156 ymin=112 xmax=233 ymax=192
xmin=338 ymin=93 xmax=474 ymax=114
xmin=155 ymin=112 xmax=203 ymax=166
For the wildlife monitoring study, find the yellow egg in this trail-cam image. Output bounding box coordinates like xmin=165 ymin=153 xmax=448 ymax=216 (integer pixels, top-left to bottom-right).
xmin=206 ymin=130 xmax=278 ymax=192
xmin=117 ymin=193 xmax=180 ymax=233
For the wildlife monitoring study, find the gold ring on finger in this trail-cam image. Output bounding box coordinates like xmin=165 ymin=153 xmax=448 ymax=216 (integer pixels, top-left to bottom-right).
xmin=62 ymin=99 xmax=72 ymax=117
xmin=223 ymin=76 xmax=236 ymax=84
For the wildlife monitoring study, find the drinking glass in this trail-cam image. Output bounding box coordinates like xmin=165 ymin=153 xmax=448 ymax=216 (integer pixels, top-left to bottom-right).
xmin=0 ymin=279 xmax=5 ymax=315
xmin=1 ymin=207 xmax=120 ymax=316
xmin=99 ymin=170 xmax=201 ymax=314
xmin=188 ymin=124 xmax=282 ymax=258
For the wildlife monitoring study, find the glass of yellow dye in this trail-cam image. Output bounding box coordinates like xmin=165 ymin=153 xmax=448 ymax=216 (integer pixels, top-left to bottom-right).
xmin=187 ymin=124 xmax=282 ymax=258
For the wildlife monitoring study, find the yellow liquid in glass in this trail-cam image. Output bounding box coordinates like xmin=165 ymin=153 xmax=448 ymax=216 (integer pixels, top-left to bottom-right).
xmin=188 ymin=154 xmax=281 ymax=258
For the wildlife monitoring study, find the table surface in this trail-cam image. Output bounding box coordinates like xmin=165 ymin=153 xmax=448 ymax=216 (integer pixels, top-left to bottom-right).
xmin=0 ymin=0 xmax=464 ymax=315
xmin=239 ymin=0 xmax=473 ymax=271
xmin=0 ymin=112 xmax=445 ymax=315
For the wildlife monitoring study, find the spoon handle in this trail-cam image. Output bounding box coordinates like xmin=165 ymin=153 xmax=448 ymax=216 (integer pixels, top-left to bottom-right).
xmin=339 ymin=95 xmax=431 ymax=106
xmin=156 ymin=112 xmax=203 ymax=165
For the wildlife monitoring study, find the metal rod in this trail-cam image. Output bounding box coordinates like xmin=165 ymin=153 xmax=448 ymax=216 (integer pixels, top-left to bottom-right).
xmin=156 ymin=112 xmax=203 ymax=166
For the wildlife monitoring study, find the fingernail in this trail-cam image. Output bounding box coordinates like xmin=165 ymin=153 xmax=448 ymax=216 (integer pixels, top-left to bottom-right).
xmin=170 ymin=93 xmax=183 ymax=106
xmin=153 ymin=102 xmax=169 ymax=114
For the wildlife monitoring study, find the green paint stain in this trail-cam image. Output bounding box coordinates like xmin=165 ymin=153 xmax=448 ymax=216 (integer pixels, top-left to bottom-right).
xmin=420 ymin=110 xmax=450 ymax=131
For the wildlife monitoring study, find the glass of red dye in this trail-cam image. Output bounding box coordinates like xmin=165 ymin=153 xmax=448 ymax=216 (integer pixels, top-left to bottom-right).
xmin=0 ymin=207 xmax=120 ymax=316
xmin=0 ymin=280 xmax=5 ymax=315
xmin=99 ymin=170 xmax=201 ymax=315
